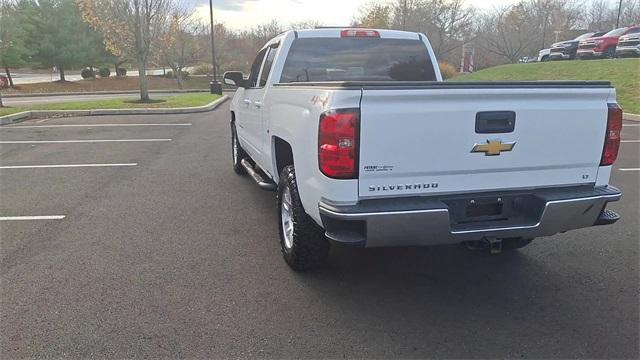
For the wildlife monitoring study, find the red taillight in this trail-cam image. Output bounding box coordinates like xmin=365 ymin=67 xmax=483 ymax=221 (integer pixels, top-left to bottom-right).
xmin=340 ymin=29 xmax=380 ymax=38
xmin=601 ymin=103 xmax=623 ymax=166
xmin=318 ymin=109 xmax=359 ymax=179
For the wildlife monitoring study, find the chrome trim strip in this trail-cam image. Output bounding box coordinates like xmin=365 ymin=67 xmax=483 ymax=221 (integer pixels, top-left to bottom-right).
xmin=319 ymin=206 xmax=447 ymax=219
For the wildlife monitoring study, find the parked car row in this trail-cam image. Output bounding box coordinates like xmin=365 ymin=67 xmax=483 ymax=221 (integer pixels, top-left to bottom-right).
xmin=537 ymin=25 xmax=639 ymax=62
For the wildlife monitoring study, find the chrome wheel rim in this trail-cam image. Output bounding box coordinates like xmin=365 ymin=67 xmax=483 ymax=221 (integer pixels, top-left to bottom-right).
xmin=281 ymin=187 xmax=294 ymax=249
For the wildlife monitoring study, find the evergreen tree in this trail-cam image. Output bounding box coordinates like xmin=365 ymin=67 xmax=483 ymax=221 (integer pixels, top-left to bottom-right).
xmin=0 ymin=0 xmax=32 ymax=87
xmin=24 ymin=0 xmax=104 ymax=81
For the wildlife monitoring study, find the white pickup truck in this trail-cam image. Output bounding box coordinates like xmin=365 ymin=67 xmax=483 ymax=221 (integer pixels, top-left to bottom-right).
xmin=224 ymin=28 xmax=623 ymax=271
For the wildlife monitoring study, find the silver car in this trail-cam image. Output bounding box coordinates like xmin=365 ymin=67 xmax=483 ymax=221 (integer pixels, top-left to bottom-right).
xmin=616 ymin=32 xmax=640 ymax=57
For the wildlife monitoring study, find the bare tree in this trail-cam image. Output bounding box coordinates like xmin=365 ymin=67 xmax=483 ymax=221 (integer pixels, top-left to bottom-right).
xmin=159 ymin=8 xmax=201 ymax=89
xmin=77 ymin=0 xmax=171 ymax=101
xmin=355 ymin=0 xmax=476 ymax=64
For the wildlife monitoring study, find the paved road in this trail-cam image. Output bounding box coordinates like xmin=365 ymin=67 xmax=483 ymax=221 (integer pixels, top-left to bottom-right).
xmin=10 ymin=69 xmax=168 ymax=85
xmin=3 ymin=92 xmax=184 ymax=107
xmin=0 ymin=105 xmax=638 ymax=358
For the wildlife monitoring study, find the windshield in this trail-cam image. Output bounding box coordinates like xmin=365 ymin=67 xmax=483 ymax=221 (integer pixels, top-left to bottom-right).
xmin=280 ymin=38 xmax=437 ymax=83
xmin=574 ymin=32 xmax=595 ymax=41
xmin=603 ymin=28 xmax=626 ymax=37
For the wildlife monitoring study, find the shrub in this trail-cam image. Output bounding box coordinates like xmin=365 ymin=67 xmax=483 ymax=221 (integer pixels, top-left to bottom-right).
xmin=98 ymin=67 xmax=111 ymax=78
xmin=81 ymin=68 xmax=96 ymax=79
xmin=192 ymin=63 xmax=212 ymax=76
xmin=438 ymin=61 xmax=458 ymax=80
xmin=116 ymin=67 xmax=127 ymax=76
xmin=165 ymin=70 xmax=189 ymax=79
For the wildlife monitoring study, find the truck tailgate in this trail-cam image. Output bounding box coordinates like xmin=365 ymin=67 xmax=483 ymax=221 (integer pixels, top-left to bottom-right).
xmin=358 ymin=84 xmax=612 ymax=198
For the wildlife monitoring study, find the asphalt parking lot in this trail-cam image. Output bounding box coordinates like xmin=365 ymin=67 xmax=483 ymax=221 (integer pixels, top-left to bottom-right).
xmin=1 ymin=103 xmax=638 ymax=358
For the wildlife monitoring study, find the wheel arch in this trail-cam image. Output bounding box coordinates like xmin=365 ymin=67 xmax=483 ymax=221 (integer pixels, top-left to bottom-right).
xmin=272 ymin=136 xmax=294 ymax=181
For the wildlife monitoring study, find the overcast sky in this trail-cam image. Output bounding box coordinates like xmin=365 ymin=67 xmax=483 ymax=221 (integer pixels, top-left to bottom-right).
xmin=189 ymin=0 xmax=522 ymax=30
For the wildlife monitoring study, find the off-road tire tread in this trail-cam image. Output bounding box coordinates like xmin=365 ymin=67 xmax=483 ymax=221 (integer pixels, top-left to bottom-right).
xmin=278 ymin=165 xmax=329 ymax=271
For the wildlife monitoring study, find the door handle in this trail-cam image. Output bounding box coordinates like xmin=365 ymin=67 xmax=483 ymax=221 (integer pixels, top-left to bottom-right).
xmin=253 ymin=101 xmax=263 ymax=108
xmin=475 ymin=111 xmax=516 ymax=133
xmin=243 ymin=99 xmax=252 ymax=106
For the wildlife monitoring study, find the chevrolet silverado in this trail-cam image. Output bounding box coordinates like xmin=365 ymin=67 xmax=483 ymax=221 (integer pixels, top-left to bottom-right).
xmin=224 ymin=28 xmax=623 ymax=271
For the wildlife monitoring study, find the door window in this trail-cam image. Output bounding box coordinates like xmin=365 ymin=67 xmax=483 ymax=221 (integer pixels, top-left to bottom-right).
xmin=247 ymin=48 xmax=267 ymax=88
xmin=259 ymin=46 xmax=278 ymax=87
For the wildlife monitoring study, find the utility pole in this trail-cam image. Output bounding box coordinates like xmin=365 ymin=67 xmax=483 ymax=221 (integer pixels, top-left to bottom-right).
xmin=402 ymin=0 xmax=407 ymax=31
xmin=209 ymin=0 xmax=222 ymax=94
xmin=616 ymin=0 xmax=623 ymax=28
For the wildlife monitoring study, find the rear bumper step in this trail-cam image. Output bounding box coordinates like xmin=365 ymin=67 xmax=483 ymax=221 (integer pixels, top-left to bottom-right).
xmin=319 ymin=186 xmax=622 ymax=247
xmin=240 ymin=158 xmax=276 ymax=191
xmin=594 ymin=209 xmax=620 ymax=226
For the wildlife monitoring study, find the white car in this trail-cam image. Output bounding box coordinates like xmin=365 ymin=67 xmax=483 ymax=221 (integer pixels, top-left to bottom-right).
xmin=538 ymin=48 xmax=551 ymax=62
xmin=616 ymin=33 xmax=640 ymax=57
xmin=224 ymin=28 xmax=623 ymax=271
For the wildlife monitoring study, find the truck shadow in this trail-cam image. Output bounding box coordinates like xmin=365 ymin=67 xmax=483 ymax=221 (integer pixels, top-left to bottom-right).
xmin=290 ymin=243 xmax=619 ymax=356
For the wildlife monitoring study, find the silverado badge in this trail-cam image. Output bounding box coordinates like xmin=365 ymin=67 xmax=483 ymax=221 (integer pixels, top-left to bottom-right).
xmin=471 ymin=140 xmax=516 ymax=156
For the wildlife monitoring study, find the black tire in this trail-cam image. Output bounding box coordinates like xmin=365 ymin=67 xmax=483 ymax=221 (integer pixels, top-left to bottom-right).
xmin=540 ymin=56 xmax=549 ymax=62
xmin=231 ymin=123 xmax=247 ymax=175
xmin=604 ymin=47 xmax=616 ymax=59
xmin=277 ymin=165 xmax=329 ymax=271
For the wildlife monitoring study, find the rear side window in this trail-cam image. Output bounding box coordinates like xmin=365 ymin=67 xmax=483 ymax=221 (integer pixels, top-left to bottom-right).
xmin=280 ymin=38 xmax=436 ymax=83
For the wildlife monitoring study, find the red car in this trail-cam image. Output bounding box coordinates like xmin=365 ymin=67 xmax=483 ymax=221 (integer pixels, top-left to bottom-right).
xmin=577 ymin=26 xmax=640 ymax=59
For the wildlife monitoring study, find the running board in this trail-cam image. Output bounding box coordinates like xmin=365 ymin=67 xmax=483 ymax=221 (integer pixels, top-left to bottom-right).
xmin=240 ymin=159 xmax=277 ymax=191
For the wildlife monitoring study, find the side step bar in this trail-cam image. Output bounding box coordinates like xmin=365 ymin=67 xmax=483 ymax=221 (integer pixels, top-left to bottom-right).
xmin=240 ymin=158 xmax=277 ymax=192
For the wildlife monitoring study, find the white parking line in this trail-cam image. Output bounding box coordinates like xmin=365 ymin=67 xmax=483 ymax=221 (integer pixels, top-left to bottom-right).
xmin=0 ymin=163 xmax=138 ymax=169
xmin=619 ymin=168 xmax=640 ymax=172
xmin=0 ymin=139 xmax=172 ymax=144
xmin=3 ymin=124 xmax=192 ymax=129
xmin=623 ymin=124 xmax=640 ymax=127
xmin=621 ymin=140 xmax=640 ymax=143
xmin=0 ymin=215 xmax=66 ymax=221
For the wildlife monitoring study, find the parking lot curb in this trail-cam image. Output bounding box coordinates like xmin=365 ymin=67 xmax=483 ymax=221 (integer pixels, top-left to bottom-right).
xmin=624 ymin=113 xmax=640 ymax=122
xmin=0 ymin=95 xmax=228 ymax=125
xmin=0 ymin=111 xmax=32 ymax=125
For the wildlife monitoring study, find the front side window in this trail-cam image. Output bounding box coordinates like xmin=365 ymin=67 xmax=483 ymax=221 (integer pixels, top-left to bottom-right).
xmin=247 ymin=48 xmax=267 ymax=88
xmin=259 ymin=46 xmax=278 ymax=87
xmin=280 ymin=38 xmax=437 ymax=83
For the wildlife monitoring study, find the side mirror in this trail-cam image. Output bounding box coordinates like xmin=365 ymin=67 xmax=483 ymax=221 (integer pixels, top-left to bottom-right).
xmin=224 ymin=71 xmax=246 ymax=88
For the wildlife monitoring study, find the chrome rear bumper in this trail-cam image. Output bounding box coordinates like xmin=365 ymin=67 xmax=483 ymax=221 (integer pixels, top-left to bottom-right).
xmin=319 ymin=186 xmax=621 ymax=247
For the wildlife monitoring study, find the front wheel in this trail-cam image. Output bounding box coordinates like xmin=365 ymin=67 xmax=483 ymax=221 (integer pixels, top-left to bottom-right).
xmin=278 ymin=165 xmax=329 ymax=271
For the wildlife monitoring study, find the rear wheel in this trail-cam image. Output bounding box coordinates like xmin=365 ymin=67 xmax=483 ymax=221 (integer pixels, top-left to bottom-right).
xmin=231 ymin=123 xmax=247 ymax=175
xmin=278 ymin=165 xmax=329 ymax=271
